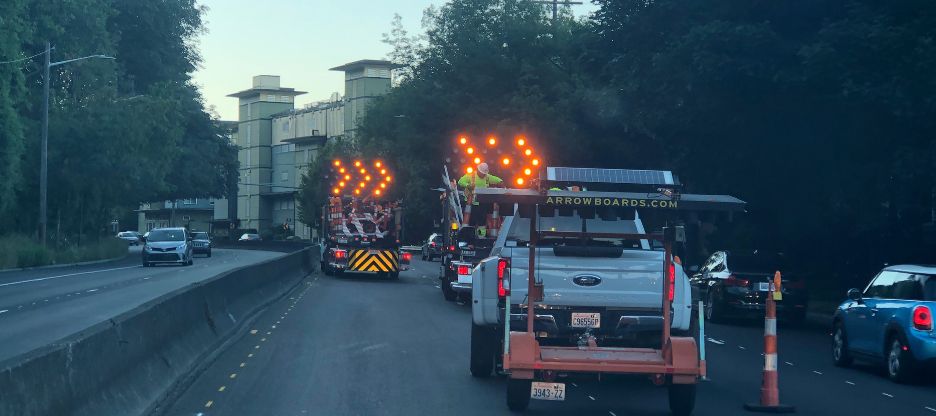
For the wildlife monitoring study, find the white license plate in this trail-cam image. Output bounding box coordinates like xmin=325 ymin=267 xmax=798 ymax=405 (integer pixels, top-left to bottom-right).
xmin=571 ymin=312 xmax=601 ymax=328
xmin=530 ymin=382 xmax=565 ymax=401
xmin=758 ymin=282 xmax=770 ymax=292
xmin=461 ymin=250 xmax=476 ymax=257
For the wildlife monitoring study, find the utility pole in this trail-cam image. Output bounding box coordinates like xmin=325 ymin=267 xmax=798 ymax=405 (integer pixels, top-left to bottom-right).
xmin=531 ymin=0 xmax=583 ymax=20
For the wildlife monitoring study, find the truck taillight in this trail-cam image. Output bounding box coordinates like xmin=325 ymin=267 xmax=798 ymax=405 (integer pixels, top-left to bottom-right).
xmin=334 ymin=250 xmax=347 ymax=260
xmin=457 ymin=264 xmax=470 ymax=275
xmin=913 ymin=305 xmax=932 ymax=331
xmin=449 ymin=245 xmax=455 ymax=252
xmin=667 ymin=261 xmax=675 ymax=302
xmin=402 ymin=252 xmax=412 ymax=262
xmin=497 ymin=258 xmax=510 ymax=298
xmin=430 ymin=241 xmax=436 ymax=248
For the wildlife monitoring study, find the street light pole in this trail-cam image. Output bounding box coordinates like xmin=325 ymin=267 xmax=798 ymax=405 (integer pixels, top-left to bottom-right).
xmin=39 ymin=42 xmax=50 ymax=244
xmin=37 ymin=43 xmax=115 ymax=245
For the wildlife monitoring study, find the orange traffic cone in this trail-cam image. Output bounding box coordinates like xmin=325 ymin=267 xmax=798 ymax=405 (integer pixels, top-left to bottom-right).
xmin=744 ymin=271 xmax=795 ymax=413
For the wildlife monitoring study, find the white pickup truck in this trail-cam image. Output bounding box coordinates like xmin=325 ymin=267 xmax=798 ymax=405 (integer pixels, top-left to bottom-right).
xmin=469 ymin=209 xmax=695 ymax=376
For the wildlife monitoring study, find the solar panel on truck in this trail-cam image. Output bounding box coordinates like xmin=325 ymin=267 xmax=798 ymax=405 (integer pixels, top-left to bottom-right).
xmin=546 ymin=167 xmax=676 ymax=186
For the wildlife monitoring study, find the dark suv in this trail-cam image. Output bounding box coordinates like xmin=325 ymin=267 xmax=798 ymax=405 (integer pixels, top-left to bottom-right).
xmin=191 ymin=231 xmax=212 ymax=257
xmin=832 ymin=265 xmax=936 ymax=382
xmin=421 ymin=233 xmax=443 ymax=261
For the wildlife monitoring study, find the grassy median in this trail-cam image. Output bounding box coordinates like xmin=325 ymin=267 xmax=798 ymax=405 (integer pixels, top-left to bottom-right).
xmin=0 ymin=236 xmax=128 ymax=270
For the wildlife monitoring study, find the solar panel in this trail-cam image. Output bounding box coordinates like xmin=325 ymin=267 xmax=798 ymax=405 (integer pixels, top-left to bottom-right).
xmin=546 ymin=167 xmax=676 ymax=186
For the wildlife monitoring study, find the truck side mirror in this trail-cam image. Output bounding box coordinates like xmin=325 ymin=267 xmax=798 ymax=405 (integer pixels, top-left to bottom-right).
xmin=847 ymin=288 xmax=862 ymax=302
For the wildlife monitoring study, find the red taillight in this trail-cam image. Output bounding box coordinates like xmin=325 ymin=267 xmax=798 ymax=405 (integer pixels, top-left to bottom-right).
xmin=402 ymin=252 xmax=412 ymax=261
xmin=667 ymin=261 xmax=676 ymax=302
xmin=497 ymin=258 xmax=510 ymax=297
xmin=457 ymin=264 xmax=470 ymax=275
xmin=334 ymin=250 xmax=346 ymax=259
xmin=913 ymin=306 xmax=932 ymax=331
xmin=430 ymin=242 xmax=436 ymax=248
xmin=724 ymin=275 xmax=750 ymax=287
xmin=449 ymin=245 xmax=455 ymax=252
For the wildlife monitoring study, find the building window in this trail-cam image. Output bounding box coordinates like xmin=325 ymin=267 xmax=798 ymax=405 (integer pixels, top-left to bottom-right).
xmin=281 ymin=172 xmax=288 ymax=182
xmin=280 ymin=95 xmax=289 ymax=102
xmin=282 ymin=121 xmax=289 ymax=132
xmin=183 ymin=198 xmax=196 ymax=205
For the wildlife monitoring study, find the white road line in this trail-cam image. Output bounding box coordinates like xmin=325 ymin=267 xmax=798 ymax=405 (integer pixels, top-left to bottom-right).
xmin=0 ymin=265 xmax=139 ymax=287
xmin=609 ymin=412 xmax=617 ymax=416
xmin=882 ymin=393 xmax=893 ymax=398
xmin=812 ymin=370 xmax=823 ymax=375
xmin=86 ymin=289 xmax=98 ymax=293
xmin=707 ymin=338 xmax=726 ymax=345
xmin=845 ymin=381 xmax=855 ymax=385
xmin=0 ymin=310 xmax=8 ymax=314
xmin=784 ymin=361 xmax=793 ymax=366
xmin=588 ymin=395 xmax=596 ymax=401
xmin=738 ymin=346 xmax=746 ymax=350
xmin=571 ymin=382 xmax=578 ymax=387
xmin=924 ymin=406 xmax=936 ymax=412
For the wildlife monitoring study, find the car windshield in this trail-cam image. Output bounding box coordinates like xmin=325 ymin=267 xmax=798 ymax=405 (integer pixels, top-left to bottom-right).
xmin=148 ymin=229 xmax=185 ymax=242
xmin=192 ymin=232 xmax=208 ymax=239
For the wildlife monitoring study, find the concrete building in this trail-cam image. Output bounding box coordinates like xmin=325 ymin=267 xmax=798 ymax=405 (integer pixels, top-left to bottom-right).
xmin=226 ymin=59 xmax=398 ymax=240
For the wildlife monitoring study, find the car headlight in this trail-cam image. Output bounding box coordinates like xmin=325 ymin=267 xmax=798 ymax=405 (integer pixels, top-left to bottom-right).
xmin=177 ymin=244 xmax=186 ymax=251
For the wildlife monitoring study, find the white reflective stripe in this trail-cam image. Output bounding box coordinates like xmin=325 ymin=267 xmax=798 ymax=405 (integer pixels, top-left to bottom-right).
xmin=765 ymin=318 xmax=777 ymax=336
xmin=764 ymin=353 xmax=778 ymax=371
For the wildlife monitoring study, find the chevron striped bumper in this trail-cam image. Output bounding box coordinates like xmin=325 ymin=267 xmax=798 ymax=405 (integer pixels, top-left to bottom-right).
xmin=347 ymin=249 xmax=400 ymax=273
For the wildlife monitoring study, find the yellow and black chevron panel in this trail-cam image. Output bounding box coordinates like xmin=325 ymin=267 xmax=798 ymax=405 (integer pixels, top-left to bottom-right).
xmin=348 ymin=249 xmax=399 ymax=273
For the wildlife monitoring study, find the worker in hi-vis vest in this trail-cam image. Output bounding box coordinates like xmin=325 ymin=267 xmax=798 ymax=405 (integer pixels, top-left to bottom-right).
xmin=457 ymin=162 xmax=502 ymax=226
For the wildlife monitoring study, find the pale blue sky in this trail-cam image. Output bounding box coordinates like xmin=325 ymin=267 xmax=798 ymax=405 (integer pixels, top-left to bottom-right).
xmin=193 ymin=0 xmax=597 ymax=120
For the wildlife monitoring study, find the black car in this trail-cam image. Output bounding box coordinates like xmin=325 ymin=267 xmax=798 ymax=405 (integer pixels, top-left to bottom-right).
xmin=421 ymin=233 xmax=443 ymax=261
xmin=191 ymin=231 xmax=212 ymax=257
xmin=690 ymin=251 xmax=808 ymax=324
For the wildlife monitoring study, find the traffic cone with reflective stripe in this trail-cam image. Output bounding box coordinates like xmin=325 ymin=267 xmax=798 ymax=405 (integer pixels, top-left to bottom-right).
xmin=744 ymin=271 xmax=795 ymax=413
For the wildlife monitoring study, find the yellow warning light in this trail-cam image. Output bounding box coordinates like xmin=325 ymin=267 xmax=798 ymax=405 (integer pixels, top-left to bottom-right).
xmin=354 ymin=189 xmax=361 ymax=195
xmin=473 ymin=157 xmax=481 ymax=164
xmin=359 ymin=168 xmax=366 ymax=174
xmin=339 ymin=181 xmax=346 ymax=187
xmin=487 ymin=136 xmax=497 ymax=146
xmin=365 ymin=175 xmax=372 ymax=181
xmin=459 ymin=136 xmax=468 ymax=145
xmin=339 ymin=167 xmax=346 ymax=174
xmin=516 ymin=177 xmax=525 ymax=186
xmin=375 ymin=189 xmax=382 ymax=196
xmin=385 ymin=176 xmax=392 ymax=182
xmin=516 ymin=136 xmax=526 ymax=146
xmin=344 ymin=175 xmax=351 ymax=181
xmin=532 ymin=159 xmax=540 ymax=166
xmin=380 ymin=183 xmax=386 ymax=189
xmin=524 ymin=168 xmax=532 ymax=176
xmin=354 ymin=161 xmax=362 ymax=167
xmin=359 ymin=182 xmax=365 ymax=188
xmin=333 ymin=160 xmax=341 ymax=167
xmin=375 ymin=161 xmax=382 ymax=168
xmin=466 ymin=147 xmax=475 ymax=155
xmin=380 ymin=169 xmax=386 ymax=175
xmin=451 ymin=222 xmax=459 ymax=230
xmin=524 ymin=148 xmax=533 ymax=156
xmin=333 ymin=188 xmax=340 ymax=195
xmin=502 ymin=157 xmax=510 ymax=166
xmin=466 ymin=166 xmax=474 ymax=174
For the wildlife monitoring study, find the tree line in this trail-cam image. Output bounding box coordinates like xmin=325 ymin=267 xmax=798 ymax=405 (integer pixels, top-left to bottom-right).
xmin=341 ymin=0 xmax=936 ymax=289
xmin=0 ymin=0 xmax=237 ymax=243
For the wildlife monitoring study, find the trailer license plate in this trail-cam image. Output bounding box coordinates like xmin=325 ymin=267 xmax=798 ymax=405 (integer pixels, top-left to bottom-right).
xmin=530 ymin=382 xmax=565 ymax=401
xmin=461 ymin=250 xmax=475 ymax=257
xmin=571 ymin=312 xmax=600 ymax=328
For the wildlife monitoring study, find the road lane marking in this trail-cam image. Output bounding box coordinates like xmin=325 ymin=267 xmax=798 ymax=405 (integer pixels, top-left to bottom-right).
xmin=204 ymin=401 xmax=213 ymax=408
xmin=925 ymin=406 xmax=936 ymax=412
xmin=261 ymin=338 xmax=266 ymax=342
xmin=0 ymin=310 xmax=8 ymax=314
xmin=250 ymin=329 xmax=258 ymax=335
xmin=846 ymin=381 xmax=855 ymax=385
xmin=254 ymin=345 xmax=260 ymax=349
xmin=239 ymin=362 xmax=246 ymax=368
xmin=218 ymin=386 xmax=226 ymax=392
xmin=738 ymin=346 xmax=746 ymax=350
xmin=571 ymin=382 xmax=578 ymax=387
xmin=86 ymin=289 xmax=98 ymax=293
xmin=0 ymin=265 xmax=139 ymax=287
xmin=247 ymin=353 xmax=254 ymax=358
xmin=588 ymin=395 xmax=596 ymax=401
xmin=229 ymin=373 xmax=237 ymax=379
xmin=266 ymin=331 xmax=271 ymax=335
xmin=812 ymin=370 xmax=823 ymax=375
xmin=784 ymin=361 xmax=793 ymax=366
xmin=882 ymin=393 xmax=893 ymax=398
xmin=609 ymin=412 xmax=616 ymax=416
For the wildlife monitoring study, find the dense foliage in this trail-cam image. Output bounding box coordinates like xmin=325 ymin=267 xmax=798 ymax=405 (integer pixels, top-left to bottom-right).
xmin=0 ymin=0 xmax=236 ymax=243
xmin=355 ymin=0 xmax=936 ymax=289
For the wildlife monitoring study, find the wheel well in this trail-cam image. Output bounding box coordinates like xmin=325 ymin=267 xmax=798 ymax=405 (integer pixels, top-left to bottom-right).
xmin=883 ymin=326 xmax=904 ymax=356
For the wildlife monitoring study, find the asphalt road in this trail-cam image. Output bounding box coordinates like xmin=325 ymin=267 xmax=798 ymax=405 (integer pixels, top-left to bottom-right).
xmin=0 ymin=247 xmax=283 ymax=363
xmin=165 ymin=258 xmax=936 ymax=416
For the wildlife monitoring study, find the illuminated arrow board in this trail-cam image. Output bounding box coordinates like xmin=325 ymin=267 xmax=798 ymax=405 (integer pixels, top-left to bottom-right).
xmin=454 ymin=134 xmax=543 ymax=188
xmin=330 ymin=159 xmax=392 ymax=198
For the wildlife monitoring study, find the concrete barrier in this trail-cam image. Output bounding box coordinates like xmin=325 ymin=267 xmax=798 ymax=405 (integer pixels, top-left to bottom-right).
xmin=214 ymin=240 xmax=313 ymax=253
xmin=0 ymin=246 xmax=319 ymax=416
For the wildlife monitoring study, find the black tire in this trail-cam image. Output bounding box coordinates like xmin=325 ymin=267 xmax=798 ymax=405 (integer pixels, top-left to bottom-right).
xmin=506 ymin=378 xmax=531 ymax=412
xmin=668 ymin=382 xmax=697 ymax=416
xmin=389 ymin=271 xmax=400 ymax=280
xmin=831 ymin=321 xmax=853 ymax=367
xmin=704 ymin=291 xmax=723 ymax=323
xmin=442 ymin=280 xmax=457 ymax=301
xmin=142 ymin=262 xmax=150 ymax=267
xmin=886 ymin=334 xmax=917 ymax=383
xmin=207 ymin=250 xmax=212 ymax=258
xmin=422 ymin=251 xmax=428 ymax=261
xmin=470 ymin=324 xmax=497 ymax=378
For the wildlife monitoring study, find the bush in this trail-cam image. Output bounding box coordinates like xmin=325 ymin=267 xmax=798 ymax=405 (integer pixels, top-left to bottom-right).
xmin=0 ymin=235 xmax=128 ymax=270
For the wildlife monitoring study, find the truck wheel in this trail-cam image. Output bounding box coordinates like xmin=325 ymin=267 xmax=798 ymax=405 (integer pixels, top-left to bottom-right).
xmin=322 ymin=262 xmax=333 ymax=276
xmin=668 ymin=382 xmax=696 ymax=416
xmin=506 ymin=378 xmax=531 ymax=412
xmin=389 ymin=271 xmax=400 ymax=280
xmin=442 ymin=281 xmax=457 ymax=301
xmin=705 ymin=292 xmax=723 ymax=323
xmin=470 ymin=324 xmax=496 ymax=378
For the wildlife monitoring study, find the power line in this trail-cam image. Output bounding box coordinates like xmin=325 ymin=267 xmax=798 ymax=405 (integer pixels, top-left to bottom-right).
xmin=530 ymin=0 xmax=584 ymax=20
xmin=0 ymin=50 xmax=49 ymax=65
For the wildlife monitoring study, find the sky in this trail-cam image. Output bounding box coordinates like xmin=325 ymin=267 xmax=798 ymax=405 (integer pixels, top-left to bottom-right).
xmin=193 ymin=0 xmax=598 ymax=121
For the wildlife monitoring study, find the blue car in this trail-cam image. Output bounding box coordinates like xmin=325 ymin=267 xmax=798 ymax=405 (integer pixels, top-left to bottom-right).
xmin=832 ymin=265 xmax=936 ymax=382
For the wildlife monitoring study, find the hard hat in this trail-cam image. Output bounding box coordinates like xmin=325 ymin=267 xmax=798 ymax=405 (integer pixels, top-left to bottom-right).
xmin=477 ymin=162 xmax=490 ymax=175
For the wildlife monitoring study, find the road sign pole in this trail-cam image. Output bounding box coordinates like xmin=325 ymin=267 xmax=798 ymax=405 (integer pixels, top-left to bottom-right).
xmin=744 ymin=271 xmax=795 ymax=413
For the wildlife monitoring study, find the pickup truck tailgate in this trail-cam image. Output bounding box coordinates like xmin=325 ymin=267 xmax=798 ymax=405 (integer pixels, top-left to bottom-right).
xmin=507 ymin=247 xmax=665 ymax=310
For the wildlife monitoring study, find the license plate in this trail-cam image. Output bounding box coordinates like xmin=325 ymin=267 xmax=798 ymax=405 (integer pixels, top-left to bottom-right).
xmin=758 ymin=282 xmax=770 ymax=292
xmin=571 ymin=312 xmax=600 ymax=328
xmin=461 ymin=250 xmax=476 ymax=257
xmin=531 ymin=382 xmax=565 ymax=401
xmin=337 ymin=238 xmax=348 ymax=244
